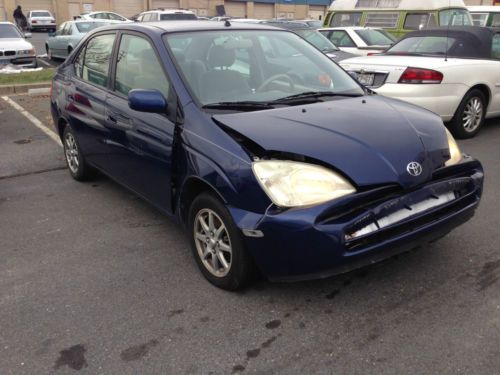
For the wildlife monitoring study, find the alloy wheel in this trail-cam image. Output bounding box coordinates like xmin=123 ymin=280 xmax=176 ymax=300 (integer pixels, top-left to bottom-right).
xmin=193 ymin=208 xmax=232 ymax=277
xmin=64 ymin=132 xmax=79 ymax=174
xmin=462 ymin=97 xmax=483 ymax=133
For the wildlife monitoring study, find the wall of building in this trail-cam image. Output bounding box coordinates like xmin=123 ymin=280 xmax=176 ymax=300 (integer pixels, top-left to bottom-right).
xmin=6 ymin=0 xmax=330 ymax=24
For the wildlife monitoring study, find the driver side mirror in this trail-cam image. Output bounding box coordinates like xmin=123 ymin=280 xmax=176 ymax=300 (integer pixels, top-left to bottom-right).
xmin=24 ymin=32 xmax=32 ymax=38
xmin=128 ymin=89 xmax=168 ymax=113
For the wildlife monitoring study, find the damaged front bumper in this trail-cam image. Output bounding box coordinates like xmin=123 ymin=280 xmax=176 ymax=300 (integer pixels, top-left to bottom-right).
xmin=229 ymin=159 xmax=484 ymax=281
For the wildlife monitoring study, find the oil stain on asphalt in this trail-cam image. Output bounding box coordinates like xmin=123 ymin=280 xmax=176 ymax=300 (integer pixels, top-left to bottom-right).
xmin=53 ymin=344 xmax=87 ymax=371
xmin=120 ymin=339 xmax=159 ymax=362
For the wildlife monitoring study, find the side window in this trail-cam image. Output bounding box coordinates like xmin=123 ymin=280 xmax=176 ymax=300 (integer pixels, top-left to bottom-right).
xmin=404 ymin=13 xmax=434 ymax=30
xmin=81 ymin=34 xmax=116 ymax=87
xmin=89 ymin=14 xmax=96 ymax=19
xmin=492 ymin=13 xmax=500 ymax=27
xmin=74 ymin=46 xmax=85 ymax=78
xmin=330 ymin=31 xmax=356 ymax=47
xmin=143 ymin=13 xmax=151 ymax=22
xmin=492 ymin=34 xmax=500 ymax=59
xmin=57 ymin=22 xmax=66 ymax=35
xmin=151 ymin=13 xmax=158 ymax=21
xmin=114 ymin=34 xmax=170 ymax=99
xmin=332 ymin=12 xmax=362 ymax=27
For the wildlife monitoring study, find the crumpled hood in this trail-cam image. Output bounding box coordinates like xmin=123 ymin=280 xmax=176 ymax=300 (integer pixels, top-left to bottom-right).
xmin=213 ymin=95 xmax=451 ymax=189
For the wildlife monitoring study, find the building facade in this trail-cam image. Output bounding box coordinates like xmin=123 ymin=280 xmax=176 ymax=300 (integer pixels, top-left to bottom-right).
xmin=0 ymin=0 xmax=332 ymax=24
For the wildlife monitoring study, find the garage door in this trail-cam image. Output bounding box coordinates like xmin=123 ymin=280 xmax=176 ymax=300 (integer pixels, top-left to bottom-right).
xmin=112 ymin=0 xmax=144 ymax=18
xmin=0 ymin=0 xmax=5 ymax=22
xmin=224 ymin=1 xmax=246 ymax=17
xmin=152 ymin=0 xmax=180 ymax=9
xmin=254 ymin=3 xmax=273 ymax=19
xmin=308 ymin=5 xmax=325 ymax=21
xmin=19 ymin=0 xmax=53 ymax=15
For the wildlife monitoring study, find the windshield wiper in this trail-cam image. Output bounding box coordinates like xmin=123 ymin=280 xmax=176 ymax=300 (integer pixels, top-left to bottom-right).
xmin=202 ymin=101 xmax=274 ymax=111
xmin=270 ymin=91 xmax=363 ymax=103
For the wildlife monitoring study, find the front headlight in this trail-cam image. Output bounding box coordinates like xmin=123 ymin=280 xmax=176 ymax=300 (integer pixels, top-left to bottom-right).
xmin=445 ymin=128 xmax=462 ymax=166
xmin=252 ymin=160 xmax=356 ymax=207
xmin=19 ymin=49 xmax=35 ymax=56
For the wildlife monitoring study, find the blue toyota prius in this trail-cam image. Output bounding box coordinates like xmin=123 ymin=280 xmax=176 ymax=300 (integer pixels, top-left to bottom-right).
xmin=50 ymin=21 xmax=484 ymax=290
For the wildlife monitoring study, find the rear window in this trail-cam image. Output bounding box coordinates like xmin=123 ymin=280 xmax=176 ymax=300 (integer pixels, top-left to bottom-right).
xmin=388 ymin=36 xmax=456 ymax=55
xmin=331 ymin=12 xmax=362 ymax=27
xmin=75 ymin=22 xmax=109 ymax=33
xmin=364 ymin=12 xmax=400 ymax=28
xmin=32 ymin=11 xmax=51 ymax=17
xmin=354 ymin=29 xmax=396 ymax=46
xmin=160 ymin=13 xmax=197 ymax=20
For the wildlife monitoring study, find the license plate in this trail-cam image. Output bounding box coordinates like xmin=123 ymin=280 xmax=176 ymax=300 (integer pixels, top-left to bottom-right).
xmin=357 ymin=73 xmax=375 ymax=86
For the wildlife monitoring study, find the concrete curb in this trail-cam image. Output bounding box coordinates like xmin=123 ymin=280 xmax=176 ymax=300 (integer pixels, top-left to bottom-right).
xmin=0 ymin=82 xmax=51 ymax=95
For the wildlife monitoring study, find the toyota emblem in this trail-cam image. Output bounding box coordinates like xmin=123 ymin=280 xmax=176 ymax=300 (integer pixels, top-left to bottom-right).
xmin=407 ymin=162 xmax=423 ymax=176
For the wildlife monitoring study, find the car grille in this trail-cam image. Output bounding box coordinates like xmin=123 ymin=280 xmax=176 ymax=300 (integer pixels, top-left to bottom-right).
xmin=2 ymin=51 xmax=16 ymax=56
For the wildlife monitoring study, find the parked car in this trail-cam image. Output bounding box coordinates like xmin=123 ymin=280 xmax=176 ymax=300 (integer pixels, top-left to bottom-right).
xmin=319 ymin=27 xmax=397 ymax=56
xmin=340 ymin=26 xmax=500 ymax=138
xmin=51 ymin=21 xmax=483 ymax=290
xmin=324 ymin=0 xmax=473 ymax=38
xmin=137 ymin=9 xmax=197 ymax=22
xmin=76 ymin=11 xmax=130 ymax=22
xmin=295 ymin=19 xmax=323 ymax=28
xmin=468 ymin=6 xmax=500 ymax=27
xmin=26 ymin=10 xmax=56 ymax=32
xmin=45 ymin=20 xmax=111 ymax=60
xmin=0 ymin=22 xmax=36 ymax=68
xmin=262 ymin=21 xmax=356 ymax=62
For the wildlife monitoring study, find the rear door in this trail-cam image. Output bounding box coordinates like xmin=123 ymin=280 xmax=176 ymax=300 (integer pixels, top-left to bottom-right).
xmin=65 ymin=32 xmax=117 ymax=168
xmin=104 ymin=32 xmax=177 ymax=212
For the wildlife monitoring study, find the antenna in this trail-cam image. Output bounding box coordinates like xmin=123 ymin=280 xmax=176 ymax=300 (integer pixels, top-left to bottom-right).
xmin=444 ymin=0 xmax=451 ymax=62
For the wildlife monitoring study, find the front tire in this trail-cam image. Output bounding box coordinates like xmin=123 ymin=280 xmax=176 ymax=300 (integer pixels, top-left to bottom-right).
xmin=62 ymin=125 xmax=95 ymax=181
xmin=448 ymin=89 xmax=486 ymax=139
xmin=188 ymin=193 xmax=255 ymax=290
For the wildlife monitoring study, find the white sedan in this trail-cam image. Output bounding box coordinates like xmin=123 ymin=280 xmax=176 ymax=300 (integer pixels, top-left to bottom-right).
xmin=340 ymin=27 xmax=500 ymax=138
xmin=319 ymin=27 xmax=396 ymax=56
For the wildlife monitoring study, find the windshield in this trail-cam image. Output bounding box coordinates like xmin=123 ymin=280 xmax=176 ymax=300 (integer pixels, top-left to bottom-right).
xmin=32 ymin=11 xmax=51 ymax=17
xmin=160 ymin=13 xmax=197 ymax=20
xmin=164 ymin=30 xmax=363 ymax=107
xmin=0 ymin=24 xmax=22 ymax=38
xmin=355 ymin=29 xmax=396 ymax=46
xmin=439 ymin=9 xmax=473 ymax=26
xmin=294 ymin=29 xmax=339 ymax=52
xmin=75 ymin=22 xmax=110 ymax=33
xmin=386 ymin=36 xmax=456 ymax=55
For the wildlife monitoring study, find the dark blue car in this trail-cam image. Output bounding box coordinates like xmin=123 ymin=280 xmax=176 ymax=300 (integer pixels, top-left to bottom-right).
xmin=50 ymin=21 xmax=484 ymax=290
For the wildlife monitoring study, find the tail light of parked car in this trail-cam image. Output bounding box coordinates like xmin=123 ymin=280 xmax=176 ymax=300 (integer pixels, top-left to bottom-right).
xmin=32 ymin=20 xmax=38 ymax=24
xmin=398 ymin=67 xmax=443 ymax=84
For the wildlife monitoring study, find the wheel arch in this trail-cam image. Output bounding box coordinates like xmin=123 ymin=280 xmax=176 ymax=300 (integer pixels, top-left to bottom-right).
xmin=468 ymin=84 xmax=490 ymax=108
xmin=177 ymin=176 xmax=227 ymax=226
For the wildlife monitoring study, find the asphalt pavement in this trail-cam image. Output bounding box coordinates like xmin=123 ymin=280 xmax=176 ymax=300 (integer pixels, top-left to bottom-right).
xmin=29 ymin=31 xmax=61 ymax=68
xmin=0 ymin=94 xmax=499 ymax=374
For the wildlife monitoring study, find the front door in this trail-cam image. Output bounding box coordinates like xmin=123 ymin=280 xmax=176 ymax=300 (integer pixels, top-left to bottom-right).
xmin=104 ymin=32 xmax=177 ymax=212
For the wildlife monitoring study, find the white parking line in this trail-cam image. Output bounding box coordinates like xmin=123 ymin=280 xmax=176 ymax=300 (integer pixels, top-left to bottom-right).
xmin=37 ymin=58 xmax=52 ymax=67
xmin=1 ymin=95 xmax=62 ymax=147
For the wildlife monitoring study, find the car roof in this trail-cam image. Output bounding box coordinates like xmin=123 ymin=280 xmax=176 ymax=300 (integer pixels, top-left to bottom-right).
xmin=142 ymin=9 xmax=195 ymax=14
xmin=0 ymin=21 xmax=16 ymax=26
xmin=400 ymin=26 xmax=500 ymax=58
xmin=467 ymin=6 xmax=500 ymax=13
xmin=95 ymin=20 xmax=282 ymax=33
xmin=30 ymin=10 xmax=52 ymax=13
xmin=321 ymin=26 xmax=384 ymax=31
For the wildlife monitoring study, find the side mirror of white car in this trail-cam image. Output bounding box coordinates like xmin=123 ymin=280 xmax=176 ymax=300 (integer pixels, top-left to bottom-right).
xmin=24 ymin=32 xmax=32 ymax=38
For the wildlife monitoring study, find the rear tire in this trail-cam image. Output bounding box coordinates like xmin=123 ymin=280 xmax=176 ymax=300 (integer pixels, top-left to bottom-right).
xmin=188 ymin=193 xmax=255 ymax=290
xmin=62 ymin=125 xmax=95 ymax=181
xmin=448 ymin=89 xmax=486 ymax=139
